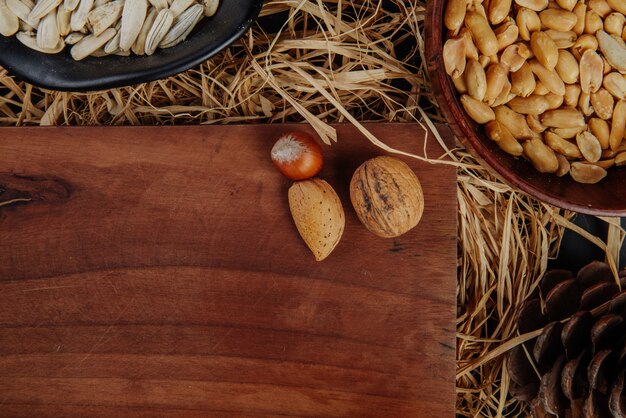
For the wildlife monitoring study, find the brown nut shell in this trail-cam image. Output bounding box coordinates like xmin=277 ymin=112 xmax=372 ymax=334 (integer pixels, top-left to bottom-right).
xmin=289 ymin=178 xmax=345 ymax=262
xmin=350 ymin=156 xmax=424 ymax=239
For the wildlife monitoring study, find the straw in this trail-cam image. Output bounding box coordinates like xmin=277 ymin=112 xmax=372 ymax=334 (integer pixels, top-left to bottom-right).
xmin=1 ymin=1 xmax=623 ymax=415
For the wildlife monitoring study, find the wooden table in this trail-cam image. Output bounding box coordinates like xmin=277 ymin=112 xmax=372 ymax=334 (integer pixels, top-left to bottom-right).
xmin=0 ymin=124 xmax=457 ymax=417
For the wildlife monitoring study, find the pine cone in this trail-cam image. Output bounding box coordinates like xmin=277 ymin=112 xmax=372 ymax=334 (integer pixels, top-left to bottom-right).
xmin=507 ymin=261 xmax=626 ymax=418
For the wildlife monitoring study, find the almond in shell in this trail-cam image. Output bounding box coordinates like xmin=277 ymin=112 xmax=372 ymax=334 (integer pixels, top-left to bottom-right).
xmin=288 ymin=178 xmax=345 ymax=262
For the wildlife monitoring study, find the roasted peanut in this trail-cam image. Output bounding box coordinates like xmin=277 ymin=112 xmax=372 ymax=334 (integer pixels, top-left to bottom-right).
xmin=444 ymin=37 xmax=467 ymax=78
xmin=508 ymin=95 xmax=550 ymax=114
xmin=461 ymin=29 xmax=480 ymax=60
xmin=485 ymin=63 xmax=510 ymax=104
xmin=585 ymin=10 xmax=605 ymax=34
xmin=523 ymin=138 xmax=559 ymax=172
xmin=576 ymin=130 xmax=603 ymax=162
xmin=556 ymin=50 xmax=580 ymax=84
xmin=610 ymin=100 xmax=626 ymax=150
xmin=489 ymin=0 xmax=513 ymax=25
xmin=531 ymin=31 xmax=559 ymax=70
xmin=527 ymin=113 xmax=548 ymax=132
xmin=556 ymin=0 xmax=576 ymax=11
xmin=495 ymin=19 xmax=520 ymax=50
xmin=529 ymin=59 xmax=566 ymax=95
xmin=596 ymin=30 xmax=626 ymax=74
xmin=545 ymin=131 xmax=583 ymax=158
xmin=461 ymin=95 xmax=497 ymax=123
xmin=573 ymin=34 xmax=599 ymax=60
xmin=588 ymin=0 xmax=612 ymax=18
xmin=579 ymin=50 xmax=605 ymax=94
xmin=466 ymin=11 xmax=499 ymax=57
xmin=517 ymin=8 xmax=542 ymax=41
xmin=539 ymin=9 xmax=578 ymax=31
xmin=485 ymin=120 xmax=525 ymax=155
xmin=541 ymin=107 xmax=586 ymax=127
xmin=492 ymin=79 xmax=514 ymax=106
xmin=514 ymin=0 xmax=549 ymax=12
xmin=591 ymin=88 xmax=615 ymax=119
xmin=615 ymin=151 xmax=626 ymax=165
xmin=501 ymin=44 xmax=527 ymax=71
xmin=552 ymin=125 xmax=587 ymax=138
xmin=589 ymin=117 xmax=611 ymax=148
xmin=445 ymin=0 xmax=469 ymax=31
xmin=556 ymin=154 xmax=571 ymax=176
xmin=545 ymin=29 xmax=577 ymax=49
xmin=564 ymin=84 xmax=582 ymax=106
xmin=545 ymin=92 xmax=565 ymax=109
xmin=494 ymin=105 xmax=539 ymax=138
xmin=605 ymin=12 xmax=625 ymax=37
xmin=603 ymin=72 xmax=626 ymax=100
xmin=572 ymin=2 xmax=587 ymax=36
xmin=579 ymin=91 xmax=594 ymax=115
xmin=511 ymin=62 xmax=537 ymax=97
xmin=607 ymin=0 xmax=626 ymax=15
xmin=452 ymin=74 xmax=469 ymax=93
xmin=465 ymin=59 xmax=488 ymax=100
xmin=534 ymin=80 xmax=551 ymax=95
xmin=570 ymin=162 xmax=607 ymax=183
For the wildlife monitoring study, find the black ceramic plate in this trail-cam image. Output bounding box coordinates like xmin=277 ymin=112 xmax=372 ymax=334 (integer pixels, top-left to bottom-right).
xmin=0 ymin=0 xmax=264 ymax=92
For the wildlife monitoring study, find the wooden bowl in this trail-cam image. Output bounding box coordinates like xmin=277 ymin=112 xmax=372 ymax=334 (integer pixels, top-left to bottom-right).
xmin=424 ymin=0 xmax=626 ymax=216
xmin=0 ymin=0 xmax=263 ymax=92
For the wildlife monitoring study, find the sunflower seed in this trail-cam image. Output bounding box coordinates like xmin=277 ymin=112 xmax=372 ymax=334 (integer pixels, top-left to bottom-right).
xmin=70 ymin=26 xmax=115 ymax=60
xmin=104 ymin=28 xmax=121 ymax=54
xmin=0 ymin=1 xmax=19 ymax=37
xmin=70 ymin=0 xmax=94 ymax=32
xmin=29 ymin=0 xmax=62 ymax=21
xmin=6 ymin=0 xmax=39 ymax=28
xmin=64 ymin=31 xmax=84 ymax=44
xmin=16 ymin=30 xmax=64 ymax=53
xmin=169 ymin=0 xmax=194 ymax=17
xmin=144 ymin=8 xmax=173 ymax=55
xmin=203 ymin=0 xmax=218 ymax=16
xmin=119 ymin=0 xmax=147 ymax=51
xmin=87 ymin=1 xmax=123 ymax=36
xmin=57 ymin=4 xmax=71 ymax=36
xmin=160 ymin=3 xmax=202 ymax=49
xmin=63 ymin=0 xmax=79 ymax=11
xmin=148 ymin=0 xmax=168 ymax=9
xmin=37 ymin=10 xmax=60 ymax=51
xmin=131 ymin=5 xmax=157 ymax=55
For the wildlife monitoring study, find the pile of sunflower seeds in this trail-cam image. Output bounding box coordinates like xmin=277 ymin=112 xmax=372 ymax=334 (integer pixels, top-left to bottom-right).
xmin=0 ymin=0 xmax=220 ymax=60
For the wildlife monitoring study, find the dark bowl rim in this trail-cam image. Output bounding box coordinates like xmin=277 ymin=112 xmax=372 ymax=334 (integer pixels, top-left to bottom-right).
xmin=0 ymin=0 xmax=264 ymax=92
xmin=424 ymin=0 xmax=626 ymax=217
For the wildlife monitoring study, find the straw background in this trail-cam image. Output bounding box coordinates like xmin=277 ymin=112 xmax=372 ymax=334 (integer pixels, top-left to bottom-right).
xmin=1 ymin=1 xmax=624 ymax=416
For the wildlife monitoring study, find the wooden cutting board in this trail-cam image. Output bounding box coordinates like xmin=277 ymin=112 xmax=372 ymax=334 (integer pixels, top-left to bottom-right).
xmin=0 ymin=124 xmax=456 ymax=417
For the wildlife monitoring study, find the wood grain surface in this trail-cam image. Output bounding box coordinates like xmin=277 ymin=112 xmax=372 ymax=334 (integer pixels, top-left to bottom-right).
xmin=0 ymin=124 xmax=456 ymax=417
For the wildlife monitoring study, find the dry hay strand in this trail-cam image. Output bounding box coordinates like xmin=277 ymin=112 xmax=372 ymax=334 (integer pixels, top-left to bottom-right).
xmin=0 ymin=1 xmax=624 ymax=416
